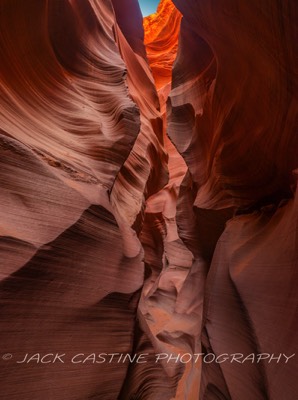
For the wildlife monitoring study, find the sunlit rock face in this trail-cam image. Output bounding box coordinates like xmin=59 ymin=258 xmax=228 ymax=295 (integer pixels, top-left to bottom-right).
xmin=144 ymin=0 xmax=182 ymax=90
xmin=0 ymin=0 xmax=297 ymax=399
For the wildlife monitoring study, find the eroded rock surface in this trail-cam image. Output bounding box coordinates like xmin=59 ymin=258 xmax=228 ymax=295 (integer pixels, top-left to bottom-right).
xmin=0 ymin=0 xmax=297 ymax=399
xmin=168 ymin=0 xmax=298 ymax=399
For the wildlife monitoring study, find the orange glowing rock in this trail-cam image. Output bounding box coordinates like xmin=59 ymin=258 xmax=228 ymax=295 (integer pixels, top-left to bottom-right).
xmin=143 ymin=0 xmax=182 ymax=89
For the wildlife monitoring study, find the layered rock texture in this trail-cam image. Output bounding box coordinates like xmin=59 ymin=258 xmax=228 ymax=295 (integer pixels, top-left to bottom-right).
xmin=144 ymin=0 xmax=182 ymax=90
xmin=167 ymin=1 xmax=298 ymax=399
xmin=0 ymin=0 xmax=297 ymax=399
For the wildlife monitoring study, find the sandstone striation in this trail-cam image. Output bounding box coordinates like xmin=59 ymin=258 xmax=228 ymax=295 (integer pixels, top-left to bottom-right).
xmin=0 ymin=0 xmax=165 ymax=398
xmin=144 ymin=0 xmax=182 ymax=90
xmin=0 ymin=0 xmax=297 ymax=399
xmin=168 ymin=0 xmax=298 ymax=398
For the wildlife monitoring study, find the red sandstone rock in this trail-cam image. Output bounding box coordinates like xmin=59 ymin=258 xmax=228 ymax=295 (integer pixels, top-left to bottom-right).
xmin=0 ymin=0 xmax=165 ymax=398
xmin=144 ymin=0 xmax=182 ymax=90
xmin=169 ymin=0 xmax=298 ymax=398
xmin=0 ymin=0 xmax=297 ymax=399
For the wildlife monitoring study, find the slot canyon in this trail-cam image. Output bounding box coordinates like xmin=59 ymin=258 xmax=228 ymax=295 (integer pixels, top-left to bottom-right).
xmin=0 ymin=0 xmax=297 ymax=399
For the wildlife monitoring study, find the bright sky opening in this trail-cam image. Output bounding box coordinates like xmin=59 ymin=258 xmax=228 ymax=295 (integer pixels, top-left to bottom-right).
xmin=138 ymin=0 xmax=159 ymax=16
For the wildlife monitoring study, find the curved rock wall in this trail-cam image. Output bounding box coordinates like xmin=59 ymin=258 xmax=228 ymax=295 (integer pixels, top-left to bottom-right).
xmin=144 ymin=0 xmax=182 ymax=90
xmin=0 ymin=0 xmax=297 ymax=399
xmin=0 ymin=0 xmax=166 ymax=399
xmin=168 ymin=0 xmax=298 ymax=399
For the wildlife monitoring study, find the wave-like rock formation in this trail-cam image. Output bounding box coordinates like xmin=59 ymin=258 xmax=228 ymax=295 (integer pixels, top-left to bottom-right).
xmin=144 ymin=0 xmax=182 ymax=90
xmin=168 ymin=0 xmax=298 ymax=399
xmin=0 ymin=0 xmax=165 ymax=398
xmin=0 ymin=0 xmax=297 ymax=399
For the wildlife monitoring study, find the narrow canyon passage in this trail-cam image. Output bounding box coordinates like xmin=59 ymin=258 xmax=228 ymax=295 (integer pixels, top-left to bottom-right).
xmin=0 ymin=1 xmax=297 ymax=400
xmin=120 ymin=2 xmax=203 ymax=398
